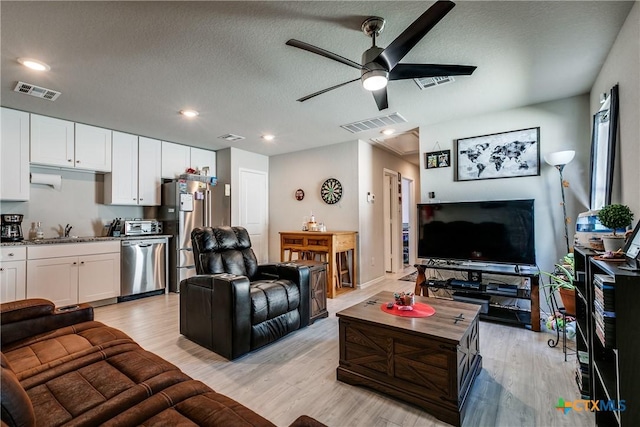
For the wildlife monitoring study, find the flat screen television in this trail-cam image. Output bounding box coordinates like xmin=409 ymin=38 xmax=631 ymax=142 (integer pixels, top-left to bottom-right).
xmin=417 ymin=199 xmax=536 ymax=266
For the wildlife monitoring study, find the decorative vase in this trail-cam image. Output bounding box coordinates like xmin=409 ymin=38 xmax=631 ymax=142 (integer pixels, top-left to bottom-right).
xmin=559 ymin=288 xmax=576 ymax=316
xmin=602 ymin=235 xmax=625 ymax=253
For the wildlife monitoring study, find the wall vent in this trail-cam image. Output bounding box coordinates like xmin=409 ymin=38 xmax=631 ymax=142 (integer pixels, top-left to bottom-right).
xmin=217 ymin=133 xmax=245 ymax=142
xmin=340 ymin=112 xmax=408 ymax=133
xmin=14 ymin=81 xmax=61 ymax=101
xmin=414 ymin=76 xmax=455 ymax=90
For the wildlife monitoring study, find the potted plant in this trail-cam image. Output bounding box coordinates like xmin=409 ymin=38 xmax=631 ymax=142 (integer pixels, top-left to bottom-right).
xmin=542 ymin=253 xmax=576 ymax=315
xmin=597 ymin=204 xmax=634 ymax=252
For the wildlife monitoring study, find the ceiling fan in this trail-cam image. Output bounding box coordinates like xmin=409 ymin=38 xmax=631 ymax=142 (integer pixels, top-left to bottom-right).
xmin=286 ymin=0 xmax=476 ymax=111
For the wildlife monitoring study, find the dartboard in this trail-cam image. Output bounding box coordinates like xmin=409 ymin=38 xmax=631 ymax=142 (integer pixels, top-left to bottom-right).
xmin=320 ymin=178 xmax=343 ymax=204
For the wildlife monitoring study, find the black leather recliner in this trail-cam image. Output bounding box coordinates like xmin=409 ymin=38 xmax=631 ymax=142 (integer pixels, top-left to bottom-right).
xmin=179 ymin=226 xmax=310 ymax=360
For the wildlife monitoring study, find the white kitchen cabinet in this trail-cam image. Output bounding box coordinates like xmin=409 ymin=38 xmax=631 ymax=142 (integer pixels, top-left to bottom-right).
xmin=27 ymin=241 xmax=120 ymax=306
xmin=105 ymin=133 xmax=161 ymax=206
xmin=77 ymin=253 xmax=120 ymax=303
xmin=1 ymin=108 xmax=30 ymax=201
xmin=30 ymin=114 xmax=75 ymax=168
xmin=27 ymin=256 xmax=79 ymax=306
xmin=74 ymin=123 xmax=112 ymax=172
xmin=137 ymin=137 xmax=162 ymax=205
xmin=0 ymin=247 xmax=27 ymax=303
xmin=161 ymin=141 xmax=190 ymax=179
xmin=190 ymin=147 xmax=217 ymax=176
xmin=30 ymin=115 xmax=112 ymax=172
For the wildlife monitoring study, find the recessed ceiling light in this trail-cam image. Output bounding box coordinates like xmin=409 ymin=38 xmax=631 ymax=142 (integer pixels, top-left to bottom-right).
xmin=180 ymin=109 xmax=199 ymax=118
xmin=17 ymin=57 xmax=50 ymax=71
xmin=381 ymin=128 xmax=395 ymax=136
xmin=262 ymin=134 xmax=275 ymax=141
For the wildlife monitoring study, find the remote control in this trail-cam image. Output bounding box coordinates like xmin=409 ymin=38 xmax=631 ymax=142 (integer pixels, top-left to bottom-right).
xmin=387 ymin=302 xmax=394 ymax=309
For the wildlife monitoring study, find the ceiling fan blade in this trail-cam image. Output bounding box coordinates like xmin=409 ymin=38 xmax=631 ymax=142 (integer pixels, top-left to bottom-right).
xmin=286 ymin=39 xmax=364 ymax=71
xmin=296 ymin=78 xmax=361 ymax=102
xmin=375 ymin=0 xmax=456 ymax=70
xmin=372 ymin=87 xmax=388 ymax=111
xmin=389 ymin=63 xmax=476 ymax=80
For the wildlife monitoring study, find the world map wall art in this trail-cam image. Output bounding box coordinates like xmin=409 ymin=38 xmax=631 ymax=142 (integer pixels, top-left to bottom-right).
xmin=454 ymin=127 xmax=540 ymax=182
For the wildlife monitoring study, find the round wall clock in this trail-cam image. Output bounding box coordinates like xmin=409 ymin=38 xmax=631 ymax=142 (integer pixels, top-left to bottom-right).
xmin=295 ymin=189 xmax=305 ymax=201
xmin=320 ymin=178 xmax=343 ymax=204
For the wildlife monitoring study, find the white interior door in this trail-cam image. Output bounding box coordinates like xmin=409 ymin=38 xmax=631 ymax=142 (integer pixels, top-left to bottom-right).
xmin=238 ymin=168 xmax=268 ymax=263
xmin=383 ymin=169 xmax=401 ymax=273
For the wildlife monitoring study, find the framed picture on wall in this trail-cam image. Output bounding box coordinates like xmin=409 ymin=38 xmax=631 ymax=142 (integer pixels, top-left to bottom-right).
xmin=425 ymin=150 xmax=451 ymax=169
xmin=454 ymin=127 xmax=540 ymax=181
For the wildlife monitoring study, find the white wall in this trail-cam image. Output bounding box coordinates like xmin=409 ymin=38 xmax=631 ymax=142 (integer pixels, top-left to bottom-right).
xmin=269 ymin=141 xmax=360 ymax=264
xmin=358 ymin=142 xmax=420 ymax=283
xmin=590 ymin=1 xmax=640 ymax=219
xmin=1 ymin=167 xmax=142 ymax=238
xmin=419 ymin=94 xmax=591 ymax=275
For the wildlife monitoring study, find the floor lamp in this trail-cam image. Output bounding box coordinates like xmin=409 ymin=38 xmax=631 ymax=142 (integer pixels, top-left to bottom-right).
xmin=544 ymin=150 xmax=576 ymax=254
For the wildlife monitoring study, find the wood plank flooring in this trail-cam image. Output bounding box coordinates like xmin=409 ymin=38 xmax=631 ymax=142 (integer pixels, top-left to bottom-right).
xmin=94 ymin=268 xmax=592 ymax=427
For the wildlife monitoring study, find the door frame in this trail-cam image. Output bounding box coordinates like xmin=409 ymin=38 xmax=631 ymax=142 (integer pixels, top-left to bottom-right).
xmin=383 ymin=168 xmax=401 ymax=273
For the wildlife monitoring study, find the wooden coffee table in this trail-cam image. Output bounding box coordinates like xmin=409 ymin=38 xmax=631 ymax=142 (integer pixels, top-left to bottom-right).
xmin=336 ymin=291 xmax=482 ymax=427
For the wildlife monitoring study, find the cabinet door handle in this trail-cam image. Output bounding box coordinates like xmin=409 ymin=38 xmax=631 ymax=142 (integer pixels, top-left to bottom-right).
xmin=72 ymin=262 xmax=77 ymax=265
xmin=68 ymin=159 xmax=73 ymax=162
xmin=80 ymin=261 xmax=85 ymax=265
xmin=133 ymin=198 xmax=137 ymax=201
xmin=76 ymin=160 xmax=80 ymax=163
xmin=140 ymin=198 xmax=143 ymax=201
xmin=7 ymin=253 xmax=14 ymax=257
xmin=0 ymin=268 xmax=4 ymax=271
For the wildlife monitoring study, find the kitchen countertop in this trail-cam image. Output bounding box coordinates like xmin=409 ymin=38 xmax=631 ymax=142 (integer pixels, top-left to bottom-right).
xmin=1 ymin=234 xmax=172 ymax=246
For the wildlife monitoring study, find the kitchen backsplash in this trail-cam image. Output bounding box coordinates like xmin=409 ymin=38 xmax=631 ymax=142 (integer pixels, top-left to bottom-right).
xmin=1 ymin=167 xmax=143 ymax=239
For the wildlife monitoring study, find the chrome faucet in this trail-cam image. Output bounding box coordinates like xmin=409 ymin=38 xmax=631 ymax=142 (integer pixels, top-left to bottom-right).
xmin=64 ymin=224 xmax=72 ymax=237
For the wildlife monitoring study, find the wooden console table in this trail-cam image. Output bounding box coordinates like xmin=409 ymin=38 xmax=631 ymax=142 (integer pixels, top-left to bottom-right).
xmin=279 ymin=231 xmax=357 ymax=299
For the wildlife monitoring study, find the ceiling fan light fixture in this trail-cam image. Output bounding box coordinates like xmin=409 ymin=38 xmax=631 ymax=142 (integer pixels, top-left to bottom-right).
xmin=362 ymin=70 xmax=388 ymax=91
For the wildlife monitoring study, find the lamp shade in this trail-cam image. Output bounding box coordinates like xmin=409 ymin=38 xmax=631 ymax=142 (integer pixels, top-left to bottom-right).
xmin=544 ymin=150 xmax=575 ymax=166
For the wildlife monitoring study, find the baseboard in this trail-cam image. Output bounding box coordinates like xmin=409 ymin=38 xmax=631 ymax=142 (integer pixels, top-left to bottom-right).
xmin=359 ymin=275 xmax=385 ymax=289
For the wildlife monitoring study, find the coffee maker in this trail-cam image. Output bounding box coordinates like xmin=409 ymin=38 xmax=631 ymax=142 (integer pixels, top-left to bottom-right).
xmin=1 ymin=214 xmax=24 ymax=242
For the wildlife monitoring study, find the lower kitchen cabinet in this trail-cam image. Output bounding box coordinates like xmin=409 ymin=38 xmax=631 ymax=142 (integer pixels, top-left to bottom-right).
xmin=0 ymin=247 xmax=27 ymax=303
xmin=27 ymin=242 xmax=120 ymax=306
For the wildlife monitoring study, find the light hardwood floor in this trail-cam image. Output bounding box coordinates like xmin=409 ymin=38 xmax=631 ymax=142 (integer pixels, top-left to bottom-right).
xmin=94 ymin=268 xmax=592 ymax=427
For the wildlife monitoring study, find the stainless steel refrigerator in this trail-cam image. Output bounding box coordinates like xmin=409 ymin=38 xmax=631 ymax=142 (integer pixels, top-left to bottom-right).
xmin=159 ymin=179 xmax=230 ymax=292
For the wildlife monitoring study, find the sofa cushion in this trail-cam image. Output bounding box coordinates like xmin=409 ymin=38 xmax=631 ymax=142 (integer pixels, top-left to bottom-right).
xmin=2 ymin=321 xmax=133 ymax=378
xmin=0 ymin=353 xmax=35 ymax=427
xmin=192 ymin=226 xmax=259 ymax=279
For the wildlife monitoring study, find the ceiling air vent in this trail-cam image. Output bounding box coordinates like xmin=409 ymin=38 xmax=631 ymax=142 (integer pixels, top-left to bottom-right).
xmin=340 ymin=112 xmax=408 ymax=133
xmin=217 ymin=134 xmax=245 ymax=142
xmin=414 ymin=76 xmax=455 ymax=90
xmin=14 ymin=81 xmax=61 ymax=101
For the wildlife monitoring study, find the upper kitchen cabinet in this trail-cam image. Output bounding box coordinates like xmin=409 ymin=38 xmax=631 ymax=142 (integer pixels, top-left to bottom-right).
xmin=74 ymin=124 xmax=112 ymax=172
xmin=161 ymin=141 xmax=190 ymax=179
xmin=190 ymin=147 xmax=217 ymax=176
xmin=105 ymin=132 xmax=161 ymax=206
xmin=1 ymin=108 xmax=30 ymax=201
xmin=30 ymin=115 xmax=112 ymax=172
xmin=30 ymin=114 xmax=75 ymax=168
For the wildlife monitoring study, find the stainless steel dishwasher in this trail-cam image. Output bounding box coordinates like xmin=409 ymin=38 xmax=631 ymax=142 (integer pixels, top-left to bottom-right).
xmin=119 ymin=237 xmax=168 ymax=301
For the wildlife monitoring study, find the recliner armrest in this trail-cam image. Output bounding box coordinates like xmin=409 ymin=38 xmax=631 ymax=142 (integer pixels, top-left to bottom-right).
xmin=179 ymin=274 xmax=252 ymax=360
xmin=0 ymin=299 xmax=94 ymax=348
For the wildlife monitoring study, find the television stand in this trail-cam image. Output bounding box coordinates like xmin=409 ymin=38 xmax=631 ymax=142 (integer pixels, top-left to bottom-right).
xmin=413 ymin=262 xmax=540 ymax=332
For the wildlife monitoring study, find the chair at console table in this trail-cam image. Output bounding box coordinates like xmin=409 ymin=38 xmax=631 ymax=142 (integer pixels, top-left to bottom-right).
xmin=280 ymin=231 xmax=357 ymax=299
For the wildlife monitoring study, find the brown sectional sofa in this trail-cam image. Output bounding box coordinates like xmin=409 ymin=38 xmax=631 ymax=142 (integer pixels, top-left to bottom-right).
xmin=1 ymin=299 xmax=325 ymax=427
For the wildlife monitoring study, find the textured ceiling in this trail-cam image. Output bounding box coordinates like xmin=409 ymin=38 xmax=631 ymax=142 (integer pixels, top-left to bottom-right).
xmin=0 ymin=1 xmax=635 ymax=158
